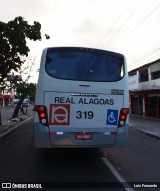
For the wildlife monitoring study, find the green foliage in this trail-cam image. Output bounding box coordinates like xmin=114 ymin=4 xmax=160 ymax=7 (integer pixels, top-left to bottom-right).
xmin=16 ymin=82 xmax=37 ymax=102
xmin=27 ymin=83 xmax=37 ymax=102
xmin=0 ymin=16 xmax=50 ymax=86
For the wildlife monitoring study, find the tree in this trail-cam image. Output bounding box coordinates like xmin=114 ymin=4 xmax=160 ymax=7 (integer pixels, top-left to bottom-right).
xmin=0 ymin=16 xmax=50 ymax=86
xmin=11 ymin=57 xmax=37 ymax=119
xmin=16 ymin=83 xmax=37 ymax=102
xmin=11 ymin=82 xmax=37 ymax=118
xmin=0 ymin=16 xmax=50 ymax=121
xmin=26 ymin=83 xmax=37 ymax=102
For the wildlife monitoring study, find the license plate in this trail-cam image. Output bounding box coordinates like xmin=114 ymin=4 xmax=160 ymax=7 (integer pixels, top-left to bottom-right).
xmin=75 ymin=133 xmax=92 ymax=140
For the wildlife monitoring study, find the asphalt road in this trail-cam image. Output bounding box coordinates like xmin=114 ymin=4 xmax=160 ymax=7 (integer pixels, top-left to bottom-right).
xmin=102 ymin=127 xmax=160 ymax=183
xmin=0 ymin=118 xmax=126 ymax=191
xmin=0 ymin=117 xmax=160 ymax=191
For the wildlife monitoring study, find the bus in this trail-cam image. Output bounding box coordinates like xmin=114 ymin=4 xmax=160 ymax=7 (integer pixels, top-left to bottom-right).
xmin=34 ymin=47 xmax=129 ymax=148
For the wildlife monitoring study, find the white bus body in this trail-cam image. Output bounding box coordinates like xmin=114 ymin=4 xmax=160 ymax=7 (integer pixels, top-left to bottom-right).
xmin=34 ymin=47 xmax=129 ymax=148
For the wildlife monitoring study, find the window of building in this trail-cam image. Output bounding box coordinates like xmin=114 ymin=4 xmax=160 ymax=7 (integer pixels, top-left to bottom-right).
xmin=151 ymin=70 xmax=160 ymax=80
xmin=147 ymin=95 xmax=160 ymax=118
xmin=129 ymin=71 xmax=137 ymax=76
xmin=139 ymin=68 xmax=149 ymax=82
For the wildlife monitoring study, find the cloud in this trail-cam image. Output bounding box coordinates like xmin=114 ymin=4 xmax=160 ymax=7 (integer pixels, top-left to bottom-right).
xmin=0 ymin=0 xmax=48 ymax=22
xmin=1 ymin=0 xmax=160 ymax=73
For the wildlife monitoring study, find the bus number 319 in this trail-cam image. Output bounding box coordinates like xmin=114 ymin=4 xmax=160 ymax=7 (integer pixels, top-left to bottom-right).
xmin=76 ymin=111 xmax=94 ymax=119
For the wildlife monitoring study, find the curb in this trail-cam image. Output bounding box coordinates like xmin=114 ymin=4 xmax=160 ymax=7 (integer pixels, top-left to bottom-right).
xmin=135 ymin=129 xmax=160 ymax=140
xmin=0 ymin=116 xmax=33 ymax=138
xmin=129 ymin=114 xmax=160 ymax=122
xmin=129 ymin=125 xmax=160 ymax=140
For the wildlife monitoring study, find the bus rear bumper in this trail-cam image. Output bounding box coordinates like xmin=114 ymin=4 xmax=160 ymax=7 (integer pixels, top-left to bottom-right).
xmin=34 ymin=123 xmax=128 ymax=148
xmin=34 ymin=123 xmax=51 ymax=148
xmin=113 ymin=124 xmax=128 ymax=148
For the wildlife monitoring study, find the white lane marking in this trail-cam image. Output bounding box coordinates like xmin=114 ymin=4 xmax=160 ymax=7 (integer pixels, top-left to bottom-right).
xmin=101 ymin=157 xmax=135 ymax=191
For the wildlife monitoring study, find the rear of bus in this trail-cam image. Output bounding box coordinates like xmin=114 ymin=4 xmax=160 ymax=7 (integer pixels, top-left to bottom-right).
xmin=34 ymin=47 xmax=129 ymax=148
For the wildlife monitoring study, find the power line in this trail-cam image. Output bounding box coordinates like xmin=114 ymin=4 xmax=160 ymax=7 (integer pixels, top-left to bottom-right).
xmin=129 ymin=44 xmax=160 ymax=63
xmin=114 ymin=1 xmax=160 ymax=49
xmin=123 ymin=29 xmax=160 ymax=69
xmin=95 ymin=0 xmax=160 ymax=71
xmin=96 ymin=0 xmax=131 ymax=48
xmin=128 ymin=38 xmax=160 ymax=64
xmin=101 ymin=0 xmax=143 ymax=49
xmin=128 ymin=48 xmax=160 ymax=70
xmin=129 ymin=48 xmax=160 ymax=64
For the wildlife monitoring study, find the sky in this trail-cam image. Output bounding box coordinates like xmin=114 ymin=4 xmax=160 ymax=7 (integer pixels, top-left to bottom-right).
xmin=1 ymin=0 xmax=160 ymax=83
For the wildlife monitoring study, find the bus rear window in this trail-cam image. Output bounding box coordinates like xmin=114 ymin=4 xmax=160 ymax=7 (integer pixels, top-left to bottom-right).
xmin=45 ymin=49 xmax=124 ymax=82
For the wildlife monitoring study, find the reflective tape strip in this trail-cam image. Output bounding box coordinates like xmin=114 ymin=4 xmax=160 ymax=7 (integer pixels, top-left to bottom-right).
xmin=57 ymin=132 xmax=64 ymax=135
xmin=50 ymin=132 xmax=64 ymax=135
xmin=104 ymin=132 xmax=110 ymax=135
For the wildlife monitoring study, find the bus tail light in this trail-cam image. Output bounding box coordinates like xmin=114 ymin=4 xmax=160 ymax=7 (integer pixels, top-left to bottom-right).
xmin=35 ymin=105 xmax=48 ymax=126
xmin=118 ymin=108 xmax=129 ymax=128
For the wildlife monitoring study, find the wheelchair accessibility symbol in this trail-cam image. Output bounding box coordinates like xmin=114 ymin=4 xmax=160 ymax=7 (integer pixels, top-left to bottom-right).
xmin=106 ymin=109 xmax=118 ymax=126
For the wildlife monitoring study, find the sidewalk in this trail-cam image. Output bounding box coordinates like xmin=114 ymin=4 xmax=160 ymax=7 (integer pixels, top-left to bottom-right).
xmin=129 ymin=114 xmax=160 ymax=139
xmin=0 ymin=105 xmax=33 ymax=137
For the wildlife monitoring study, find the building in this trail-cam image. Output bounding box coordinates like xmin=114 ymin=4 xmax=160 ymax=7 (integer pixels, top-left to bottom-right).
xmin=128 ymin=59 xmax=160 ymax=119
xmin=0 ymin=87 xmax=15 ymax=107
xmin=0 ymin=74 xmax=22 ymax=107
